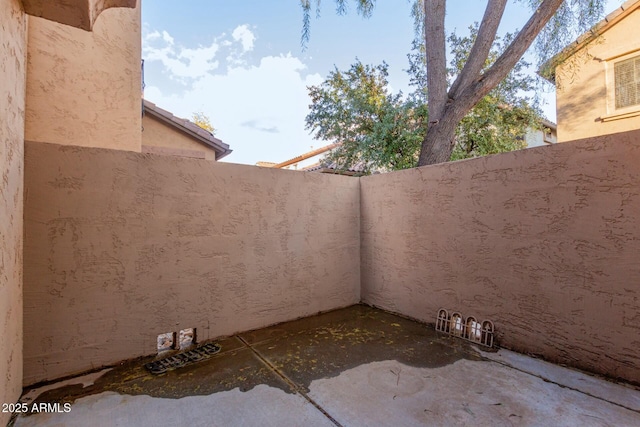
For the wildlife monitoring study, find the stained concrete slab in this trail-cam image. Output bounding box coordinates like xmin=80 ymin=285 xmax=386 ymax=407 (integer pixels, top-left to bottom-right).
xmin=13 ymin=386 xmax=335 ymax=427
xmin=477 ymin=347 xmax=640 ymax=412
xmin=246 ymin=304 xmax=478 ymax=392
xmin=19 ymin=368 xmax=112 ymax=407
xmin=12 ymin=305 xmax=640 ymax=427
xmin=308 ymin=359 xmax=640 ymax=427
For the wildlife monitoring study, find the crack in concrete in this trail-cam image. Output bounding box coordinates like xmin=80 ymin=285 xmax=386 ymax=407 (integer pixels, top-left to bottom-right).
xmin=481 ymin=355 xmax=640 ymax=415
xmin=236 ymin=335 xmax=344 ymax=427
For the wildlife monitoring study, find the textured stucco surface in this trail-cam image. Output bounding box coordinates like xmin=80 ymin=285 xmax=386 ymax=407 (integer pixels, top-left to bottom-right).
xmin=0 ymin=0 xmax=26 ymax=423
xmin=556 ymin=8 xmax=640 ymax=142
xmin=24 ymin=3 xmax=141 ymax=151
xmin=142 ymin=114 xmax=216 ymax=161
xmin=23 ymin=141 xmax=360 ymax=385
xmin=21 ymin=0 xmax=136 ymax=31
xmin=361 ymin=129 xmax=640 ymax=384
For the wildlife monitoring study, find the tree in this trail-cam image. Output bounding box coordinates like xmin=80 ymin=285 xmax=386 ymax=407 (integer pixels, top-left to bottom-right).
xmin=306 ymin=61 xmax=426 ymax=172
xmin=426 ymin=26 xmax=542 ymax=161
xmin=301 ymin=0 xmax=604 ymax=166
xmin=191 ymin=111 xmax=215 ymax=135
xmin=306 ymin=27 xmax=542 ymax=171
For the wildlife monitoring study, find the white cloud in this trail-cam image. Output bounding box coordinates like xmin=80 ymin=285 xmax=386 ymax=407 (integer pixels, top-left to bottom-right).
xmin=161 ymin=30 xmax=174 ymax=45
xmin=144 ymin=51 xmax=323 ymax=165
xmin=145 ymin=30 xmax=161 ymax=41
xmin=231 ymin=25 xmax=256 ymax=52
xmin=143 ymin=30 xmax=220 ymax=80
xmin=143 ymin=23 xmax=325 ymax=165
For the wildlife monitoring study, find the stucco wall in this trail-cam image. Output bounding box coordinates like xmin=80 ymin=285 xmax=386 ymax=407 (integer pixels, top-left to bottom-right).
xmin=23 ymin=141 xmax=361 ymax=385
xmin=0 ymin=0 xmax=26 ymax=423
xmin=361 ymin=129 xmax=640 ymax=384
xmin=24 ymin=2 xmax=141 ymax=151
xmin=556 ymin=8 xmax=640 ymax=142
xmin=142 ymin=114 xmax=217 ymax=161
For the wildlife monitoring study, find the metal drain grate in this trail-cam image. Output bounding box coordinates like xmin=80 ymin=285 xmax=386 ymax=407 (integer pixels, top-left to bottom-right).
xmin=436 ymin=309 xmax=494 ymax=348
xmin=145 ymin=342 xmax=222 ymax=374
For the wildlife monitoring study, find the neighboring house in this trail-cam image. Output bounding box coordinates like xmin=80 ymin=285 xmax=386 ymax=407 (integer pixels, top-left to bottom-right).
xmin=25 ymin=1 xmax=142 ymax=151
xmin=142 ymin=100 xmax=232 ymax=160
xmin=261 ymin=143 xmax=339 ymax=171
xmin=24 ymin=0 xmax=231 ymax=159
xmin=258 ymin=143 xmax=369 ymax=176
xmin=542 ymin=0 xmax=640 ymax=142
xmin=525 ymin=119 xmax=558 ymax=148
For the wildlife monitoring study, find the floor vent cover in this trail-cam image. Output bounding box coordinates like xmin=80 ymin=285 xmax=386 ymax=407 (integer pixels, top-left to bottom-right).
xmin=145 ymin=342 xmax=222 ymax=374
xmin=435 ymin=309 xmax=494 ymax=348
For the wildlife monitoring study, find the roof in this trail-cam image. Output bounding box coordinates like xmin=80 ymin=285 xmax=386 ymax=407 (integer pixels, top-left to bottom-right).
xmin=257 ymin=143 xmax=370 ymax=176
xmin=540 ymin=0 xmax=640 ymax=84
xmin=302 ymin=160 xmax=370 ymax=176
xmin=143 ymin=99 xmax=232 ymax=160
xmin=255 ymin=161 xmax=277 ymax=168
xmin=270 ymin=143 xmax=340 ymax=169
xmin=541 ymin=118 xmax=557 ymax=130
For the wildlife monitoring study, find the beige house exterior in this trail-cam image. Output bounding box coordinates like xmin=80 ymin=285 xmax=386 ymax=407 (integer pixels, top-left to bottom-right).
xmin=25 ymin=5 xmax=230 ymax=157
xmin=25 ymin=2 xmax=142 ymax=151
xmin=545 ymin=0 xmax=640 ymax=142
xmin=142 ymin=100 xmax=231 ymax=160
xmin=2 ymin=2 xmax=140 ymax=424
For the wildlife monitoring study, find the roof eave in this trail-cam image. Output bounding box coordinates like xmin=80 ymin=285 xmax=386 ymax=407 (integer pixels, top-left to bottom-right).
xmin=537 ymin=0 xmax=640 ymax=85
xmin=143 ymin=100 xmax=232 ymax=160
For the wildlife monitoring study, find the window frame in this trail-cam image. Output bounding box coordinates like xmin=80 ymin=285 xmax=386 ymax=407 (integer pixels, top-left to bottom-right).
xmin=605 ymin=49 xmax=640 ymax=118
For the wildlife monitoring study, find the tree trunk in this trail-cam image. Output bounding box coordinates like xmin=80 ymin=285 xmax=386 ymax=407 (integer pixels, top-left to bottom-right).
xmin=423 ymin=0 xmax=448 ymax=130
xmin=449 ymin=0 xmax=507 ymax=99
xmin=418 ymin=99 xmax=468 ymax=165
xmin=417 ymin=0 xmax=565 ymax=167
xmin=419 ymin=117 xmax=457 ymax=165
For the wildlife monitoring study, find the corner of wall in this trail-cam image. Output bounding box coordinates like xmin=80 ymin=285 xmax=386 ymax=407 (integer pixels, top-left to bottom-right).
xmin=357 ymin=174 xmax=364 ymax=304
xmin=0 ymin=0 xmax=26 ymax=424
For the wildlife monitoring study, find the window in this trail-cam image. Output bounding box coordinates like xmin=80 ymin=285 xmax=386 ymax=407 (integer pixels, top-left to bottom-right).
xmin=615 ymin=55 xmax=640 ymax=109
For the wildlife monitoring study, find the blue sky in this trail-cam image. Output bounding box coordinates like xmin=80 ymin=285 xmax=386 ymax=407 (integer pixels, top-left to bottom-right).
xmin=142 ymin=0 xmax=623 ymax=165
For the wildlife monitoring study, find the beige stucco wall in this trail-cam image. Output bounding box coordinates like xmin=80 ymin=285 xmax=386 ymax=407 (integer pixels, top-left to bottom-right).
xmin=0 ymin=0 xmax=26 ymax=423
xmin=361 ymin=129 xmax=640 ymax=384
xmin=556 ymin=8 xmax=640 ymax=142
xmin=21 ymin=0 xmax=136 ymax=31
xmin=24 ymin=2 xmax=141 ymax=151
xmin=142 ymin=114 xmax=217 ymax=160
xmin=23 ymin=141 xmax=361 ymax=385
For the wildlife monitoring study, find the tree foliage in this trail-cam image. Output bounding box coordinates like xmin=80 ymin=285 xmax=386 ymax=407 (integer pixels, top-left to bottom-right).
xmin=191 ymin=111 xmax=215 ymax=134
xmin=301 ymin=0 xmax=605 ymax=166
xmin=306 ymin=26 xmax=543 ymax=172
xmin=306 ymin=62 xmax=425 ymax=172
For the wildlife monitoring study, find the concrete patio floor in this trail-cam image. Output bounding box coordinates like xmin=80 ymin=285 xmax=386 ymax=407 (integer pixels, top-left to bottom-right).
xmin=11 ymin=305 xmax=640 ymax=427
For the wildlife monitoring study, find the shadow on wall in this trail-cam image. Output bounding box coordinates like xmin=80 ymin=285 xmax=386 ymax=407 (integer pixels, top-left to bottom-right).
xmin=360 ymin=129 xmax=640 ymax=385
xmin=557 ymin=79 xmax=607 ymax=139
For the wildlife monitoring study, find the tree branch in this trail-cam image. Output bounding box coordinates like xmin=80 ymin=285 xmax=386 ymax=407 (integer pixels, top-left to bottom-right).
xmin=424 ymin=0 xmax=448 ymax=122
xmin=449 ymin=0 xmax=507 ymax=100
xmin=456 ymin=0 xmax=564 ymax=115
